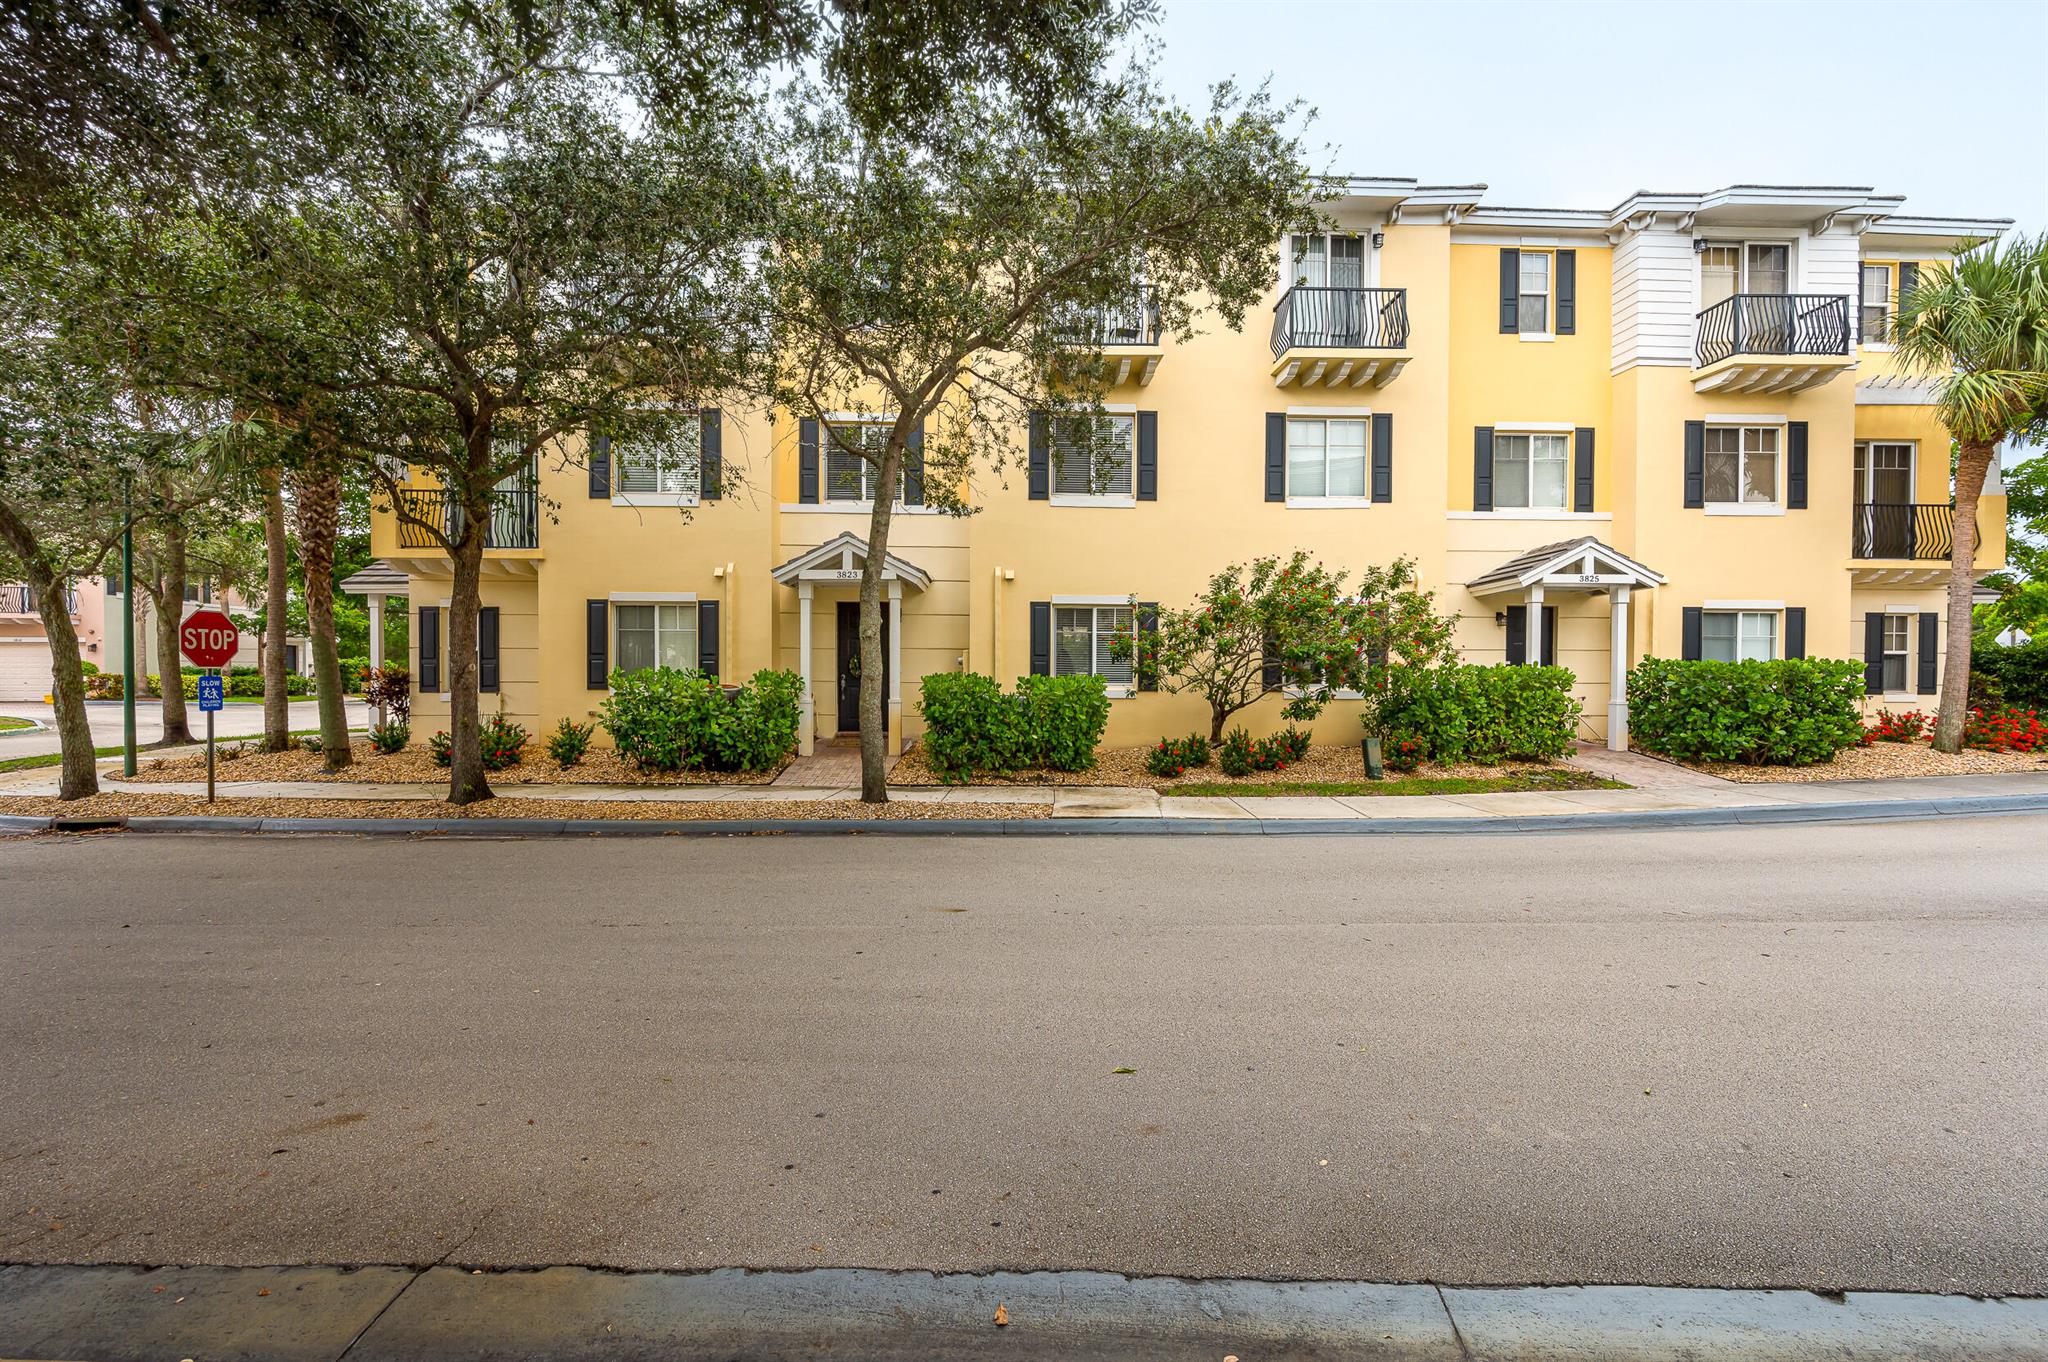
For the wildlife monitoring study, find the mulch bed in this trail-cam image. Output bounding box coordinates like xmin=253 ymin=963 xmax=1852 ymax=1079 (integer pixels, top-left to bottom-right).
xmin=1658 ymin=740 xmax=2048 ymax=783
xmin=890 ymin=741 xmax=1583 ymax=791
xmin=0 ymin=792 xmax=1047 ymax=821
xmin=121 ymin=740 xmax=789 ymax=787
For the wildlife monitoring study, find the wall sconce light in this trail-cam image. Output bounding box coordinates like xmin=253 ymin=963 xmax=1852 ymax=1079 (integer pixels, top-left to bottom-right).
xmin=1691 ymin=237 xmax=1707 ymax=254
xmin=1494 ymin=610 xmax=1507 ymax=628
xmin=1371 ymin=230 xmax=1385 ymax=249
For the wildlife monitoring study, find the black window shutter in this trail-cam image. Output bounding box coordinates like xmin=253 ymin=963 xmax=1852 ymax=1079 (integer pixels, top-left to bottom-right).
xmin=1505 ymin=605 xmax=1526 ymax=665
xmin=1555 ymin=249 xmax=1576 ymax=335
xmin=798 ymin=418 xmax=820 ymax=504
xmin=1897 ymin=261 xmax=1918 ymax=306
xmin=1681 ymin=606 xmax=1704 ymax=662
xmin=418 ymin=606 xmax=441 ymax=692
xmin=1683 ymin=420 xmax=1706 ymax=508
xmin=1787 ymin=421 xmax=1808 ymax=509
xmin=587 ymin=599 xmax=608 ymax=689
xmin=588 ymin=434 xmax=610 ymax=498
xmin=1136 ymin=602 xmax=1158 ymax=691
xmin=1136 ymin=411 xmax=1158 ymax=501
xmin=1473 ymin=427 xmax=1495 ymax=511
xmin=700 ymin=410 xmax=722 ymax=501
xmin=1542 ymin=607 xmax=1557 ymax=666
xmin=1917 ymin=612 xmax=1939 ymax=694
xmin=1261 ymin=637 xmax=1282 ymax=691
xmin=1863 ymin=614 xmax=1886 ymax=694
xmin=1573 ymin=427 xmax=1595 ymax=513
xmin=698 ymin=600 xmax=720 ymax=680
xmin=478 ymin=607 xmax=499 ymax=693
xmin=1265 ymin=413 xmax=1286 ymax=501
xmin=903 ymin=425 xmax=925 ymax=506
xmin=1027 ymin=412 xmax=1049 ymax=500
xmin=1370 ymin=412 xmax=1393 ymax=503
xmin=1028 ymin=602 xmax=1051 ymax=675
xmin=1784 ymin=606 xmax=1806 ymax=660
xmin=1498 ymin=248 xmax=1519 ymax=333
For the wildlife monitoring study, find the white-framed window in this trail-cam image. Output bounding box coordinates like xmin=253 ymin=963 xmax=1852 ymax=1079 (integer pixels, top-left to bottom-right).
xmin=1701 ymin=241 xmax=1791 ymax=309
xmin=1286 ymin=416 xmax=1369 ymax=502
xmin=1492 ymin=432 xmax=1570 ymax=510
xmin=615 ymin=414 xmax=701 ymax=500
xmin=1288 ymin=233 xmax=1365 ymax=289
xmin=615 ymin=602 xmax=699 ymax=674
xmin=1050 ymin=412 xmax=1134 ymax=500
xmin=1704 ymin=425 xmax=1780 ymax=506
xmin=825 ymin=421 xmax=896 ymax=504
xmin=1053 ymin=603 xmax=1136 ymax=693
xmin=1518 ymin=250 xmax=1551 ymax=335
xmin=1881 ymin=614 xmax=1910 ymax=693
xmin=1702 ymin=610 xmax=1776 ymax=663
xmin=1859 ymin=263 xmax=1892 ymax=344
xmin=1853 ymin=440 xmax=1914 ymax=505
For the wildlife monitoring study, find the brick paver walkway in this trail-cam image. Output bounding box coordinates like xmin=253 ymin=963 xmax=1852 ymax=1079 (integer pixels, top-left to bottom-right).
xmin=1565 ymin=740 xmax=1735 ymax=789
xmin=770 ymin=737 xmax=889 ymax=787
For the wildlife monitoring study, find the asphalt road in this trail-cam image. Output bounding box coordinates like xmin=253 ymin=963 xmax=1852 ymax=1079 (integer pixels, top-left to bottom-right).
xmin=0 ymin=818 xmax=2043 ymax=1294
xmin=0 ymin=699 xmax=369 ymax=759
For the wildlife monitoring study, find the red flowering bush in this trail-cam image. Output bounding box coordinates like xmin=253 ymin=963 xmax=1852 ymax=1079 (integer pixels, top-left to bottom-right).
xmin=1384 ymin=736 xmax=1426 ymax=773
xmin=1963 ymin=706 xmax=2045 ymax=753
xmin=1863 ymin=707 xmax=1931 ymax=744
xmin=1145 ymin=733 xmax=1212 ymax=778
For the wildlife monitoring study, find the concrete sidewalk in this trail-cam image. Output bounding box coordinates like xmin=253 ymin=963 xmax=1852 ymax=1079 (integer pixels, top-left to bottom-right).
xmin=1 ymin=1263 xmax=2041 ymax=1361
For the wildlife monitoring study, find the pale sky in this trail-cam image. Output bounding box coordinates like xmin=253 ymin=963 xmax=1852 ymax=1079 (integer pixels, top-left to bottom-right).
xmin=1149 ymin=0 xmax=2048 ymax=232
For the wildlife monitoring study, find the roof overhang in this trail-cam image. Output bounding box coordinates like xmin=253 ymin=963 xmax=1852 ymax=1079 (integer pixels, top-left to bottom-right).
xmin=1466 ymin=537 xmax=1665 ymax=598
xmin=337 ymin=560 xmax=411 ymax=597
xmin=771 ymin=531 xmax=932 ymax=591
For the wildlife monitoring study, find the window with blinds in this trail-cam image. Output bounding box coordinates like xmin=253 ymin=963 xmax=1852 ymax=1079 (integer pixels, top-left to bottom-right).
xmin=615 ymin=603 xmax=698 ymax=674
xmin=616 ymin=417 xmax=701 ymax=495
xmin=1051 ymin=414 xmax=1134 ymax=497
xmin=1053 ymin=604 xmax=1135 ymax=689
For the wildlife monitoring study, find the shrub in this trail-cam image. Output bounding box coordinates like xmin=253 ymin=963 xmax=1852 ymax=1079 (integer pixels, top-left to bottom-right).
xmin=428 ymin=729 xmax=451 ymax=767
xmin=1972 ymin=638 xmax=2048 ymax=712
xmin=1384 ymin=735 xmax=1425 ymax=773
xmin=1271 ymin=726 xmax=1311 ymax=763
xmin=546 ymin=718 xmax=595 ymax=768
xmin=1963 ymin=706 xmax=2045 ymax=753
xmin=919 ymin=672 xmax=1027 ymax=780
xmin=79 ymin=660 xmax=99 ymax=676
xmin=1627 ymin=657 xmax=1865 ymax=766
xmin=338 ymin=657 xmax=370 ymax=693
xmin=85 ymin=672 xmax=122 ymax=700
xmin=1864 ymin=707 xmax=1931 ymax=744
xmin=299 ymin=734 xmax=322 ymax=754
xmin=1012 ymin=673 xmax=1110 ymax=771
xmin=1145 ymin=733 xmax=1212 ymax=778
xmin=1216 ymin=727 xmax=1293 ymax=776
xmin=227 ymin=671 xmax=265 ymax=698
xmin=370 ymin=720 xmax=411 ymax=755
xmin=362 ymin=666 xmax=412 ymax=721
xmin=712 ymin=670 xmax=804 ymax=772
xmin=1216 ymin=727 xmax=1257 ymax=777
xmin=1378 ymin=664 xmax=1582 ymax=765
xmin=599 ymin=666 xmax=803 ymax=773
xmin=478 ymin=712 xmax=529 ymax=770
xmin=284 ymin=672 xmax=311 ymax=696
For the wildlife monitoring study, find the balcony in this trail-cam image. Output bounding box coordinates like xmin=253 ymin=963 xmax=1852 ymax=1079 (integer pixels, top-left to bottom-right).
xmin=1849 ymin=501 xmax=2006 ymax=587
xmin=0 ymin=584 xmax=78 ymax=616
xmin=395 ymin=483 xmax=540 ymax=551
xmin=1269 ymin=285 xmax=1410 ymax=390
xmin=1051 ymin=289 xmax=1164 ymax=386
xmin=1691 ymin=293 xmax=1853 ymax=395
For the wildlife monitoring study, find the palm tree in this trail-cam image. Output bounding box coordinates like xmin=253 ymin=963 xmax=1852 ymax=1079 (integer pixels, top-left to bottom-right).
xmin=1888 ymin=233 xmax=2048 ymax=752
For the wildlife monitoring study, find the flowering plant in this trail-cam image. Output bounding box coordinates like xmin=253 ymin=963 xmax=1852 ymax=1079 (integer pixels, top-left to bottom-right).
xmin=1862 ymin=707 xmax=1931 ymax=745
xmin=1963 ymin=706 xmax=2045 ymax=753
xmin=1145 ymin=733 xmax=1212 ymax=778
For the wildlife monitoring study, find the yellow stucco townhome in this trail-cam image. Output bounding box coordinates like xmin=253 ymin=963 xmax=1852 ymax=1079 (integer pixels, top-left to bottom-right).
xmin=367 ymin=179 xmax=2010 ymax=757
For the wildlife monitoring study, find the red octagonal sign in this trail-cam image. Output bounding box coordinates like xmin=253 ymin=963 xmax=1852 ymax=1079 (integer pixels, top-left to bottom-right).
xmin=179 ymin=607 xmax=241 ymax=669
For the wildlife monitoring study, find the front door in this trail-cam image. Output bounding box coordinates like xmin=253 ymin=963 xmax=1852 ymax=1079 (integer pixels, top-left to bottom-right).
xmin=835 ymin=600 xmax=889 ymax=734
xmin=1854 ymin=442 xmax=1916 ymax=557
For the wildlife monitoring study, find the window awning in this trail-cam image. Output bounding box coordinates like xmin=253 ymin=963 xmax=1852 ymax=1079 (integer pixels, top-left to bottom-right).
xmin=770 ymin=531 xmax=932 ymax=591
xmin=1465 ymin=536 xmax=1663 ymax=598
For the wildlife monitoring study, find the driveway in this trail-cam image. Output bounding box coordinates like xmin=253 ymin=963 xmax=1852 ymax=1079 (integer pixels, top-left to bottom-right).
xmin=0 ymin=699 xmax=369 ymax=759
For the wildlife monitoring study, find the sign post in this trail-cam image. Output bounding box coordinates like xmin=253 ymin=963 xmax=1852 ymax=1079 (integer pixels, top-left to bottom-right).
xmin=180 ymin=609 xmax=239 ymax=806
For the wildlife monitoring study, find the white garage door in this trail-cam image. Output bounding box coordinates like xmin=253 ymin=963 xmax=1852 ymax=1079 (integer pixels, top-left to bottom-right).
xmin=0 ymin=640 xmax=55 ymax=701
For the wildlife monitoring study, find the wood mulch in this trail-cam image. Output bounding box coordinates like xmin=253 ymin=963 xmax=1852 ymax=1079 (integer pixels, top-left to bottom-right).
xmin=0 ymin=792 xmax=1047 ymax=821
xmin=1660 ymin=740 xmax=2048 ymax=783
xmin=890 ymin=741 xmax=1580 ymax=790
xmin=120 ymin=740 xmax=789 ymax=787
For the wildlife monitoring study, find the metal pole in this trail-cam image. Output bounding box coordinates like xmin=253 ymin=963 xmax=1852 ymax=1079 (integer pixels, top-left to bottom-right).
xmin=206 ymin=688 xmax=215 ymax=805
xmin=121 ymin=474 xmax=136 ymax=777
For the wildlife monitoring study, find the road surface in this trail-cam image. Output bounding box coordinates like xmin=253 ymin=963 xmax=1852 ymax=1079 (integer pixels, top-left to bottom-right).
xmin=0 ymin=698 xmax=369 ymax=759
xmin=0 ymin=817 xmax=2042 ymax=1293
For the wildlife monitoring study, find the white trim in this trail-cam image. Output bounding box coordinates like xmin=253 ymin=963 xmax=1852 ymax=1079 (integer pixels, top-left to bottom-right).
xmin=1702 ymin=599 xmax=1786 ymax=610
xmin=1705 ymin=413 xmax=1788 ymax=425
xmin=1286 ymin=496 xmax=1374 ymax=510
xmin=1518 ymin=333 xmax=1555 ymax=344
xmin=1493 ymin=421 xmax=1577 ymax=432
xmin=821 ymin=411 xmax=900 ymax=424
xmin=607 ymin=591 xmax=699 ymax=603
xmin=1704 ymin=504 xmax=1787 ymax=517
xmin=1049 ymin=494 xmax=1138 ymax=509
xmin=1518 ymin=236 xmax=1560 ymax=248
xmin=1881 ymin=694 xmax=1923 ymax=705
xmin=610 ymin=493 xmax=698 ymax=509
xmin=1099 ymin=402 xmax=1139 ymax=415
xmin=1447 ymin=510 xmax=1611 ymax=521
xmin=1883 ymin=603 xmax=1925 ymax=615
xmin=1286 ymin=405 xmax=1375 ymax=418
xmin=1050 ymin=594 xmax=1134 ymax=606
xmin=779 ymin=503 xmax=941 ymax=515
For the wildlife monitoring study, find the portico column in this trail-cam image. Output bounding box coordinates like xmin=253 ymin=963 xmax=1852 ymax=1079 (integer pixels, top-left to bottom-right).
xmin=1526 ymin=583 xmax=1545 ymax=665
xmin=1608 ymin=585 xmax=1631 ymax=752
xmin=367 ymin=594 xmax=386 ymax=724
xmin=797 ymin=579 xmax=815 ymax=756
xmin=886 ymin=578 xmax=903 ymax=757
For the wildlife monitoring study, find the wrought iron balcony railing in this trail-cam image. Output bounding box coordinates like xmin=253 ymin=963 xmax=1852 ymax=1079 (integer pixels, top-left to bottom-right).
xmin=1051 ymin=289 xmax=1161 ymax=347
xmin=0 ymin=584 xmax=78 ymax=615
xmin=1851 ymin=502 xmax=1975 ymax=561
xmin=1695 ymin=293 xmax=1849 ymax=367
xmin=396 ymin=481 xmax=540 ymax=550
xmin=1270 ymin=286 xmax=1409 ymax=359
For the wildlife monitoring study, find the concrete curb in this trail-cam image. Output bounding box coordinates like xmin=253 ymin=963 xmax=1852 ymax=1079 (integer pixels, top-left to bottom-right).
xmin=1 ymin=1263 xmax=2042 ymax=1361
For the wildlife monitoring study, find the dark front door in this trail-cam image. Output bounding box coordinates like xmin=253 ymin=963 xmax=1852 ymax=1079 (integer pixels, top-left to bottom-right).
xmin=835 ymin=601 xmax=889 ymax=734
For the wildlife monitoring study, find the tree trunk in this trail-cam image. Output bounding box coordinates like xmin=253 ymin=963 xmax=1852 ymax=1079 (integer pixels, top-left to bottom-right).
xmin=261 ymin=467 xmax=291 ymax=751
xmin=151 ymin=522 xmax=194 ymax=746
xmin=0 ymin=502 xmax=97 ymax=799
xmin=856 ymin=433 xmax=906 ymax=804
xmin=292 ymin=467 xmax=352 ymax=771
xmin=1932 ymin=440 xmax=1995 ymax=753
xmin=1211 ymin=706 xmax=1227 ymax=744
xmin=444 ymin=515 xmax=492 ymax=805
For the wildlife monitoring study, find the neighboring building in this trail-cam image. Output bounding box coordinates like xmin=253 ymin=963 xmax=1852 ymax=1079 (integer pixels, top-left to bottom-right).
xmin=368 ymin=180 xmax=2011 ymax=755
xmin=0 ymin=581 xmax=94 ymax=701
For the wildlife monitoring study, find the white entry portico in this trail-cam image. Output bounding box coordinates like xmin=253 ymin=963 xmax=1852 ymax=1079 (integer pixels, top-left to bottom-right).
xmin=1466 ymin=536 xmax=1664 ymax=752
xmin=771 ymin=531 xmax=932 ymax=757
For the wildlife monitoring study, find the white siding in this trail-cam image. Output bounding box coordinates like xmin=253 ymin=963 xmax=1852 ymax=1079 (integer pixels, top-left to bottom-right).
xmin=1611 ymin=227 xmax=1697 ymax=373
xmin=1802 ymin=228 xmax=1862 ymax=343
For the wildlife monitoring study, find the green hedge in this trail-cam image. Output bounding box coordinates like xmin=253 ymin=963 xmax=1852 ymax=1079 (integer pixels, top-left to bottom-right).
xmin=917 ymin=672 xmax=1110 ymax=780
xmin=1973 ymin=638 xmax=2048 ymax=712
xmin=1627 ymin=657 xmax=1865 ymax=766
xmin=599 ymin=666 xmax=803 ymax=773
xmin=1377 ymin=664 xmax=1582 ymax=765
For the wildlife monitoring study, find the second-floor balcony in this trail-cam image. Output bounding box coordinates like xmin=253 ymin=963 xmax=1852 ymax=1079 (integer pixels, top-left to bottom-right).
xmin=1269 ymin=285 xmax=1411 ymax=390
xmin=1849 ymin=500 xmax=2007 ymax=589
xmin=395 ymin=480 xmax=540 ymax=552
xmin=2 ymin=583 xmax=79 ymax=616
xmin=1692 ymin=293 xmax=1853 ymax=395
xmin=1050 ymin=288 xmax=1164 ymax=386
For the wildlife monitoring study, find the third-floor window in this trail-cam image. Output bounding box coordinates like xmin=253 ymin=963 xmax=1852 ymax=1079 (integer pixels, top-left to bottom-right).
xmin=1288 ymin=233 xmax=1365 ymax=289
xmin=1701 ymin=242 xmax=1789 ymax=308
xmin=1050 ymin=413 xmax=1133 ymax=499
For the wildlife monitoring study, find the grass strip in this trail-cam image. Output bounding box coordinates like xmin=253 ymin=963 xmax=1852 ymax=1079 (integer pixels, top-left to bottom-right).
xmin=1164 ymin=771 xmax=1626 ymax=798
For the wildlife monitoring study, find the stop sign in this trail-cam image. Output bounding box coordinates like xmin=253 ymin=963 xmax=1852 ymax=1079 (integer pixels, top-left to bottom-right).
xmin=179 ymin=607 xmax=241 ymax=669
